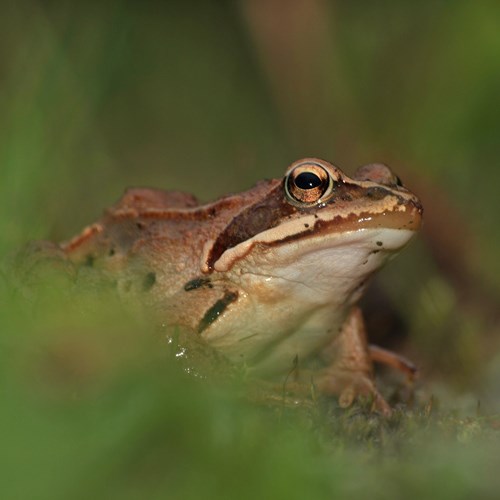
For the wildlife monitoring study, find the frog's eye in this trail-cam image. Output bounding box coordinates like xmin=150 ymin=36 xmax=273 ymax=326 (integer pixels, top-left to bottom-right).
xmin=285 ymin=163 xmax=333 ymax=205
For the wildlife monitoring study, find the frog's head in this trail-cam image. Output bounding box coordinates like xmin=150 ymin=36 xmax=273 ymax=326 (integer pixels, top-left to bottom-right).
xmin=203 ymin=158 xmax=422 ymax=289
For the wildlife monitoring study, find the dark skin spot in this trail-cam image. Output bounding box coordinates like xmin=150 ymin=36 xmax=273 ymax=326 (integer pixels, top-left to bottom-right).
xmin=184 ymin=277 xmax=213 ymax=291
xmin=304 ymin=223 xmax=309 ymax=228
xmin=376 ymin=241 xmax=383 ymax=247
xmin=198 ymin=291 xmax=238 ymax=333
xmin=143 ymin=272 xmax=156 ymax=291
xmin=108 ymin=248 xmax=115 ymax=256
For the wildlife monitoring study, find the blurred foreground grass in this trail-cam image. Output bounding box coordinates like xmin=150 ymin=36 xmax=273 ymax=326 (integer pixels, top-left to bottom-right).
xmin=1 ymin=1 xmax=500 ymax=498
xmin=2 ymin=279 xmax=500 ymax=500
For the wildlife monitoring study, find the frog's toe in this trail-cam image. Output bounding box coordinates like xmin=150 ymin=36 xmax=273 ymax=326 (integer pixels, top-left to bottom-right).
xmin=369 ymin=389 xmax=392 ymax=417
xmin=321 ymin=372 xmax=392 ymax=416
xmin=338 ymin=385 xmax=355 ymax=408
xmin=342 ymin=382 xmax=391 ymax=416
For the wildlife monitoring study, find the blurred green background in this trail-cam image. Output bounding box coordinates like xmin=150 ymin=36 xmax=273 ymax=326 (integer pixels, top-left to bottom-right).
xmin=1 ymin=1 xmax=500 ymax=498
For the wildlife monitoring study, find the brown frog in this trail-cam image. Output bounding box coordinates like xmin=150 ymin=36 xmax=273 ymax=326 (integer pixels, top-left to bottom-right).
xmin=27 ymin=158 xmax=423 ymax=414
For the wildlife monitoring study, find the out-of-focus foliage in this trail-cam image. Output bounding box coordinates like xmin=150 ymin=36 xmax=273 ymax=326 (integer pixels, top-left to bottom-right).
xmin=1 ymin=1 xmax=499 ymax=498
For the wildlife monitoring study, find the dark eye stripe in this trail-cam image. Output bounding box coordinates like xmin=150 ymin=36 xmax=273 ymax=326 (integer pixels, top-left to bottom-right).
xmin=205 ymin=183 xmax=294 ymax=271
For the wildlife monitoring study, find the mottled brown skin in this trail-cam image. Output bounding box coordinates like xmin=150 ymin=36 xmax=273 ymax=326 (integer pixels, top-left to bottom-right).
xmin=29 ymin=158 xmax=422 ymax=414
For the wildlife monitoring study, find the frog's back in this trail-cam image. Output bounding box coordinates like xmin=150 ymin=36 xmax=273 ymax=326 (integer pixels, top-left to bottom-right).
xmin=58 ymin=182 xmax=280 ymax=329
xmin=62 ymin=180 xmax=280 ymax=265
xmin=61 ymin=188 xmax=214 ymax=296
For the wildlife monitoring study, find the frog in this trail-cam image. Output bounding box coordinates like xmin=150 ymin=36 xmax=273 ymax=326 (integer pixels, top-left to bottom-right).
xmin=19 ymin=158 xmax=423 ymax=414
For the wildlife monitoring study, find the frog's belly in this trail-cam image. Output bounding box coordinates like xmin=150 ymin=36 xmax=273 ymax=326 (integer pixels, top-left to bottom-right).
xmin=205 ymin=308 xmax=345 ymax=376
xmin=200 ymin=283 xmax=351 ymax=376
xmin=247 ymin=306 xmax=349 ymax=375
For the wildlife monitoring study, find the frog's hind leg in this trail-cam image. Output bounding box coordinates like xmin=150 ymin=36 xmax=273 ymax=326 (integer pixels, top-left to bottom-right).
xmin=317 ymin=307 xmax=392 ymax=416
xmin=369 ymin=344 xmax=418 ymax=381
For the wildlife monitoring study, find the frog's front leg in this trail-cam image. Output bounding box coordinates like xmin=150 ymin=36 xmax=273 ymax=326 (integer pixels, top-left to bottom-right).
xmin=316 ymin=307 xmax=392 ymax=416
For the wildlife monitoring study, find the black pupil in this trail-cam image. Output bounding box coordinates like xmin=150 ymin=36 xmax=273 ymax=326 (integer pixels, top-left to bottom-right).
xmin=295 ymin=171 xmax=322 ymax=190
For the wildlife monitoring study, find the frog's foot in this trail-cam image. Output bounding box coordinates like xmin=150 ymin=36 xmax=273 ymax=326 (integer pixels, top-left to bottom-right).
xmin=316 ymin=369 xmax=392 ymax=416
xmin=318 ymin=307 xmax=392 ymax=416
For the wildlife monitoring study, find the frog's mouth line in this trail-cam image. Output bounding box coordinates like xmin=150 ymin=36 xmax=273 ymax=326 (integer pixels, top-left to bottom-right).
xmin=269 ymin=205 xmax=422 ymax=247
xmin=209 ymin=203 xmax=422 ymax=273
